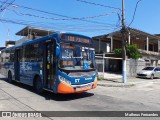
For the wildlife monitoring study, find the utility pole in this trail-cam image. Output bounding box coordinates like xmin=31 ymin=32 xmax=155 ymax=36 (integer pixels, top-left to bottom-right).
xmin=121 ymin=0 xmax=127 ymax=83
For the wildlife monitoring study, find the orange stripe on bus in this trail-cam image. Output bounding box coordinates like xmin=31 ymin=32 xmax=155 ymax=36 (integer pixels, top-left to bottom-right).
xmin=58 ymin=81 xmax=97 ymax=94
xmin=57 ymin=82 xmax=74 ymax=94
xmin=92 ymin=81 xmax=97 ymax=89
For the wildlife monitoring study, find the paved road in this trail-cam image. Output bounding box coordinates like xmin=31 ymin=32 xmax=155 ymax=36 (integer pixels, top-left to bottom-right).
xmin=0 ymin=75 xmax=160 ymax=120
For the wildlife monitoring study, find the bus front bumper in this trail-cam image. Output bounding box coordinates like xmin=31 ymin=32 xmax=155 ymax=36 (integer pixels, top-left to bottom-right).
xmin=57 ymin=81 xmax=97 ymax=94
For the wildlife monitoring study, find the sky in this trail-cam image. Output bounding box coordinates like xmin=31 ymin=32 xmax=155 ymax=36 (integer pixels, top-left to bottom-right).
xmin=0 ymin=0 xmax=160 ymax=46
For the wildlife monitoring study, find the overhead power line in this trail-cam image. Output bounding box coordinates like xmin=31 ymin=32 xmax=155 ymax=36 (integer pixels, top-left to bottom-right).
xmin=0 ymin=18 xmax=120 ymax=32
xmin=0 ymin=0 xmax=15 ymax=12
xmin=76 ymin=0 xmax=121 ymax=11
xmin=0 ymin=0 xmax=9 ymax=11
xmin=0 ymin=0 xmax=121 ymax=35
xmin=10 ymin=9 xmax=116 ymax=21
xmin=128 ymin=0 xmax=143 ymax=27
xmin=0 ymin=0 xmax=8 ymax=9
xmin=0 ymin=0 xmax=66 ymax=17
xmin=0 ymin=0 xmax=119 ymax=25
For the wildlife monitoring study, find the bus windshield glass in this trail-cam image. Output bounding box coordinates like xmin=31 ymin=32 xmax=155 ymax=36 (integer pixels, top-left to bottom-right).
xmin=59 ymin=43 xmax=95 ymax=70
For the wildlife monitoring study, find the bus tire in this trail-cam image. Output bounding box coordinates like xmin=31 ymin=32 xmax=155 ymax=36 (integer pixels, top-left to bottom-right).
xmin=34 ymin=76 xmax=43 ymax=94
xmin=8 ymin=71 xmax=12 ymax=83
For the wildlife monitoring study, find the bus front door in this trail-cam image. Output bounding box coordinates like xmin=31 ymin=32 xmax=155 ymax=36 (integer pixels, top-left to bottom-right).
xmin=44 ymin=40 xmax=56 ymax=90
xmin=15 ymin=49 xmax=20 ymax=81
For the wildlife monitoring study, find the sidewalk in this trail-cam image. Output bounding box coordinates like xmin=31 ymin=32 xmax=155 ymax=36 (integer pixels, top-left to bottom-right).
xmin=97 ymin=72 xmax=158 ymax=87
xmin=98 ymin=72 xmax=122 ymax=80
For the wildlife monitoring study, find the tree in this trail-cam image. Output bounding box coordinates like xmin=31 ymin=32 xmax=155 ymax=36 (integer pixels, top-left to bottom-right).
xmin=114 ymin=44 xmax=142 ymax=59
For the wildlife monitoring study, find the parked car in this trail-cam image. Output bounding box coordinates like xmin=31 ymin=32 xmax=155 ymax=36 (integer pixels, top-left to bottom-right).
xmin=137 ymin=66 xmax=160 ymax=79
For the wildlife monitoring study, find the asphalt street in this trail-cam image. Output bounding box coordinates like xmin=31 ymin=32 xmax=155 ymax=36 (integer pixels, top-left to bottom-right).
xmin=0 ymin=74 xmax=160 ymax=120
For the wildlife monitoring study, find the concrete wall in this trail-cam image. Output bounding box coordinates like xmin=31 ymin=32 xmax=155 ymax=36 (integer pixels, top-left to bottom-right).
xmin=126 ymin=59 xmax=146 ymax=77
xmin=95 ymin=58 xmax=103 ymax=72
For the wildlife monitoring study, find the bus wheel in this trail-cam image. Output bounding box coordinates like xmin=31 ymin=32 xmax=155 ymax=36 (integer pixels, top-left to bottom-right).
xmin=8 ymin=71 xmax=12 ymax=83
xmin=34 ymin=76 xmax=43 ymax=94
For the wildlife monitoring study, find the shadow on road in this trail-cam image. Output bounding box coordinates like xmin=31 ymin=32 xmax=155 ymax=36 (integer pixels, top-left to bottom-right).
xmin=0 ymin=78 xmax=94 ymax=101
xmin=0 ymin=77 xmax=7 ymax=81
xmin=136 ymin=76 xmax=160 ymax=80
xmin=43 ymin=91 xmax=94 ymax=101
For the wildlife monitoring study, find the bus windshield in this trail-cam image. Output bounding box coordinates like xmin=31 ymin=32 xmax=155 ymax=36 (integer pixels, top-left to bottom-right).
xmin=59 ymin=43 xmax=95 ymax=70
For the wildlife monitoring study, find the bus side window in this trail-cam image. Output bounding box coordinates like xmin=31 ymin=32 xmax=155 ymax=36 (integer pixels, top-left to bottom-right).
xmin=36 ymin=42 xmax=43 ymax=62
xmin=10 ymin=49 xmax=15 ymax=62
xmin=19 ymin=48 xmax=23 ymax=62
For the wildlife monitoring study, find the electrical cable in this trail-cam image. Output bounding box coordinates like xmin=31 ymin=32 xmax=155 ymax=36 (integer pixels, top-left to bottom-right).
xmin=0 ymin=18 xmax=120 ymax=32
xmin=0 ymin=0 xmax=15 ymax=12
xmin=10 ymin=9 xmax=117 ymax=21
xmin=76 ymin=0 xmax=121 ymax=11
xmin=128 ymin=0 xmax=143 ymax=27
xmin=0 ymin=0 xmax=118 ymax=25
xmin=0 ymin=0 xmax=9 ymax=10
xmin=0 ymin=0 xmax=121 ymax=37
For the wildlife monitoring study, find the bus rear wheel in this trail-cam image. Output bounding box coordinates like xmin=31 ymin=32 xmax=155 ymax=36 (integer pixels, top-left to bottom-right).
xmin=8 ymin=71 xmax=12 ymax=83
xmin=34 ymin=76 xmax=43 ymax=94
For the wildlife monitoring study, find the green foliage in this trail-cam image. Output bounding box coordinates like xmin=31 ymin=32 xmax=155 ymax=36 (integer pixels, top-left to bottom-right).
xmin=126 ymin=44 xmax=142 ymax=59
xmin=97 ymin=76 xmax=103 ymax=81
xmin=114 ymin=44 xmax=142 ymax=59
xmin=114 ymin=48 xmax=122 ymax=55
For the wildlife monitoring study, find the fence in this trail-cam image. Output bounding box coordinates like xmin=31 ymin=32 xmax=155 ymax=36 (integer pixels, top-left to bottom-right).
xmin=95 ymin=54 xmax=146 ymax=78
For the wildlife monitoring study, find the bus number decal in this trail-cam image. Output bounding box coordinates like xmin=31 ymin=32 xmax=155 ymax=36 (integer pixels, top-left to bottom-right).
xmin=75 ymin=79 xmax=80 ymax=83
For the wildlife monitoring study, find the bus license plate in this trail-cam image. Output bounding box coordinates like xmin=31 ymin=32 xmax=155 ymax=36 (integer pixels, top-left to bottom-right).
xmin=74 ymin=83 xmax=92 ymax=91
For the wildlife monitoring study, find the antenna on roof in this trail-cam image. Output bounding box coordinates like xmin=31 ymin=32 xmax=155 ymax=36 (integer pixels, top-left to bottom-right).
xmin=7 ymin=28 xmax=10 ymax=41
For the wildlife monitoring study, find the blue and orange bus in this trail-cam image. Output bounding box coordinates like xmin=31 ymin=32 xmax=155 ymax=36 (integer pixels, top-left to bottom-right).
xmin=0 ymin=32 xmax=97 ymax=93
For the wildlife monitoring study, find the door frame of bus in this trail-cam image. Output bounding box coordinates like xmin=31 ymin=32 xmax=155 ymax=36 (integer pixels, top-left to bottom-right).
xmin=43 ymin=38 xmax=56 ymax=90
xmin=14 ymin=48 xmax=20 ymax=81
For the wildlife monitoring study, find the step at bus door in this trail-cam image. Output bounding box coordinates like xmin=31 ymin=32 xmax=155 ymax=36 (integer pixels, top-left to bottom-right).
xmin=14 ymin=49 xmax=20 ymax=81
xmin=44 ymin=39 xmax=56 ymax=89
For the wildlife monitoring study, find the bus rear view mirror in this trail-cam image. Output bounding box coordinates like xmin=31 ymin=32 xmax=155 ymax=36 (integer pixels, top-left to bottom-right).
xmin=56 ymin=44 xmax=60 ymax=57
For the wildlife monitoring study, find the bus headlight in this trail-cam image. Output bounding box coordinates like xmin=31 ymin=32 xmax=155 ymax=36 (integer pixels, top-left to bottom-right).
xmin=59 ymin=75 xmax=71 ymax=85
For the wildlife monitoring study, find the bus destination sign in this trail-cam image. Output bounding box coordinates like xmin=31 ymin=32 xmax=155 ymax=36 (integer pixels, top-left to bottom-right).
xmin=61 ymin=34 xmax=91 ymax=44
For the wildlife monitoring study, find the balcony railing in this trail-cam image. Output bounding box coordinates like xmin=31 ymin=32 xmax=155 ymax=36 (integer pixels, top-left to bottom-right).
xmin=138 ymin=49 xmax=159 ymax=56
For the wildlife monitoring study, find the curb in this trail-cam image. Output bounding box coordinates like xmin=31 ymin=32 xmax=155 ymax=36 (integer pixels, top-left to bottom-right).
xmin=98 ymin=83 xmax=135 ymax=87
xmin=97 ymin=79 xmax=159 ymax=87
xmin=98 ymin=79 xmax=160 ymax=87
